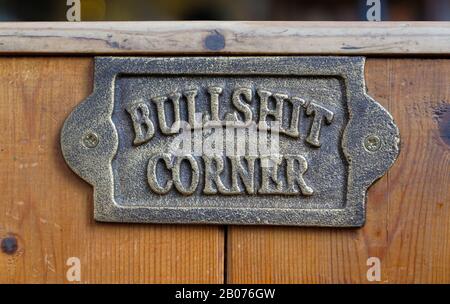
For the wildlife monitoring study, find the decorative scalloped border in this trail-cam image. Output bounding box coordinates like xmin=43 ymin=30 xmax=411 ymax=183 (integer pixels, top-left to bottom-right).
xmin=61 ymin=57 xmax=400 ymax=227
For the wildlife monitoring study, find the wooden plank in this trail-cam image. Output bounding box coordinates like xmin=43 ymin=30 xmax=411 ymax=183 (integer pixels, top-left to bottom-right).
xmin=0 ymin=57 xmax=224 ymax=283
xmin=227 ymin=59 xmax=450 ymax=283
xmin=1 ymin=56 xmax=448 ymax=284
xmin=0 ymin=22 xmax=449 ymax=55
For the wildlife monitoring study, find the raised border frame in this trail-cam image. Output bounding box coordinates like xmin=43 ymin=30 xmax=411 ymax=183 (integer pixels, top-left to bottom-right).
xmin=61 ymin=56 xmax=400 ymax=227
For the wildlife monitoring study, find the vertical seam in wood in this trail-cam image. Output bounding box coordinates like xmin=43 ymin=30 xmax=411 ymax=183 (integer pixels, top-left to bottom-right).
xmin=223 ymin=225 xmax=228 ymax=284
xmin=386 ymin=58 xmax=392 ymax=283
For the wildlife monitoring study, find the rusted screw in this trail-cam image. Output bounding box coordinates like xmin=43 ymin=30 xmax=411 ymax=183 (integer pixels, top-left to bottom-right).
xmin=82 ymin=132 xmax=99 ymax=148
xmin=364 ymin=135 xmax=381 ymax=152
xmin=1 ymin=236 xmax=18 ymax=255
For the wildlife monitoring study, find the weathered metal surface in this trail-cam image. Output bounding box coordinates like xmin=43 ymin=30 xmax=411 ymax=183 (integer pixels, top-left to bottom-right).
xmin=60 ymin=56 xmax=400 ymax=227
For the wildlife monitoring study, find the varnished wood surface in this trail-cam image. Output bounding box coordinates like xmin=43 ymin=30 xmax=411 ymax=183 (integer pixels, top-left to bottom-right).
xmin=0 ymin=22 xmax=449 ymax=55
xmin=227 ymin=59 xmax=450 ymax=283
xmin=0 ymin=58 xmax=224 ymax=283
xmin=0 ymin=57 xmax=449 ymax=283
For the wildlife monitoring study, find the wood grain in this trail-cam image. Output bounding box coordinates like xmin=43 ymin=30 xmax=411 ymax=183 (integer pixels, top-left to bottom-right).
xmin=227 ymin=59 xmax=450 ymax=283
xmin=0 ymin=22 xmax=449 ymax=55
xmin=1 ymin=57 xmax=449 ymax=284
xmin=0 ymin=58 xmax=224 ymax=283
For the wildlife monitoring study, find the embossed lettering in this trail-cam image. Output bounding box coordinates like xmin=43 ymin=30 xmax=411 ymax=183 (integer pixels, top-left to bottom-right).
xmin=203 ymin=156 xmax=230 ymax=194
xmin=258 ymin=89 xmax=284 ymax=130
xmin=126 ymin=102 xmax=155 ymax=145
xmin=305 ymin=102 xmax=334 ymax=147
xmin=286 ymin=155 xmax=314 ymax=196
xmin=172 ymin=155 xmax=200 ymax=195
xmin=134 ymin=85 xmax=336 ymax=197
xmin=229 ymin=156 xmax=256 ymax=194
xmin=183 ymin=89 xmax=199 ymax=128
xmin=146 ymin=153 xmax=314 ymax=196
xmin=259 ymin=156 xmax=283 ymax=194
xmin=283 ymin=97 xmax=304 ymax=138
xmin=152 ymin=92 xmax=182 ymax=134
xmin=206 ymin=86 xmax=223 ymax=124
xmin=147 ymin=153 xmax=173 ymax=194
xmin=127 ymin=86 xmax=335 ymax=146
xmin=231 ymin=87 xmax=253 ymax=126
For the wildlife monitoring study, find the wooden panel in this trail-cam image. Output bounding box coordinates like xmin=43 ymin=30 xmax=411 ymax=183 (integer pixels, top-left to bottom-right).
xmin=0 ymin=22 xmax=449 ymax=55
xmin=0 ymin=58 xmax=224 ymax=283
xmin=1 ymin=56 xmax=448 ymax=284
xmin=227 ymin=59 xmax=450 ymax=283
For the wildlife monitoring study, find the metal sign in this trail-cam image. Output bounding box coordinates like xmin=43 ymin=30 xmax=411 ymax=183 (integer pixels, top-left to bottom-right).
xmin=61 ymin=57 xmax=400 ymax=227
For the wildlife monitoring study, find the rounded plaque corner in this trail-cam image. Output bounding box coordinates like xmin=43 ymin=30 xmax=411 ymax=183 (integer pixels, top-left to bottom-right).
xmin=60 ymin=92 xmax=118 ymax=187
xmin=343 ymin=92 xmax=400 ymax=193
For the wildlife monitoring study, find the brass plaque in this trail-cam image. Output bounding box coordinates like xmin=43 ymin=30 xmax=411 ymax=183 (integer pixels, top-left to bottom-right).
xmin=61 ymin=57 xmax=400 ymax=227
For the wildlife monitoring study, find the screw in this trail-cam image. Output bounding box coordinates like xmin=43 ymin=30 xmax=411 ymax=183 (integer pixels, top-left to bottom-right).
xmin=364 ymin=135 xmax=381 ymax=152
xmin=82 ymin=132 xmax=99 ymax=148
xmin=1 ymin=236 xmax=18 ymax=255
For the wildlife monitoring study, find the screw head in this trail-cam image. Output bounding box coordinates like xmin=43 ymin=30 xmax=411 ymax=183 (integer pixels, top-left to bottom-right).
xmin=82 ymin=132 xmax=99 ymax=148
xmin=364 ymin=135 xmax=381 ymax=152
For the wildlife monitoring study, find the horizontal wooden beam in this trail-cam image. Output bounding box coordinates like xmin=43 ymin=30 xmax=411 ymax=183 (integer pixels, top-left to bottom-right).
xmin=0 ymin=21 xmax=449 ymax=55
